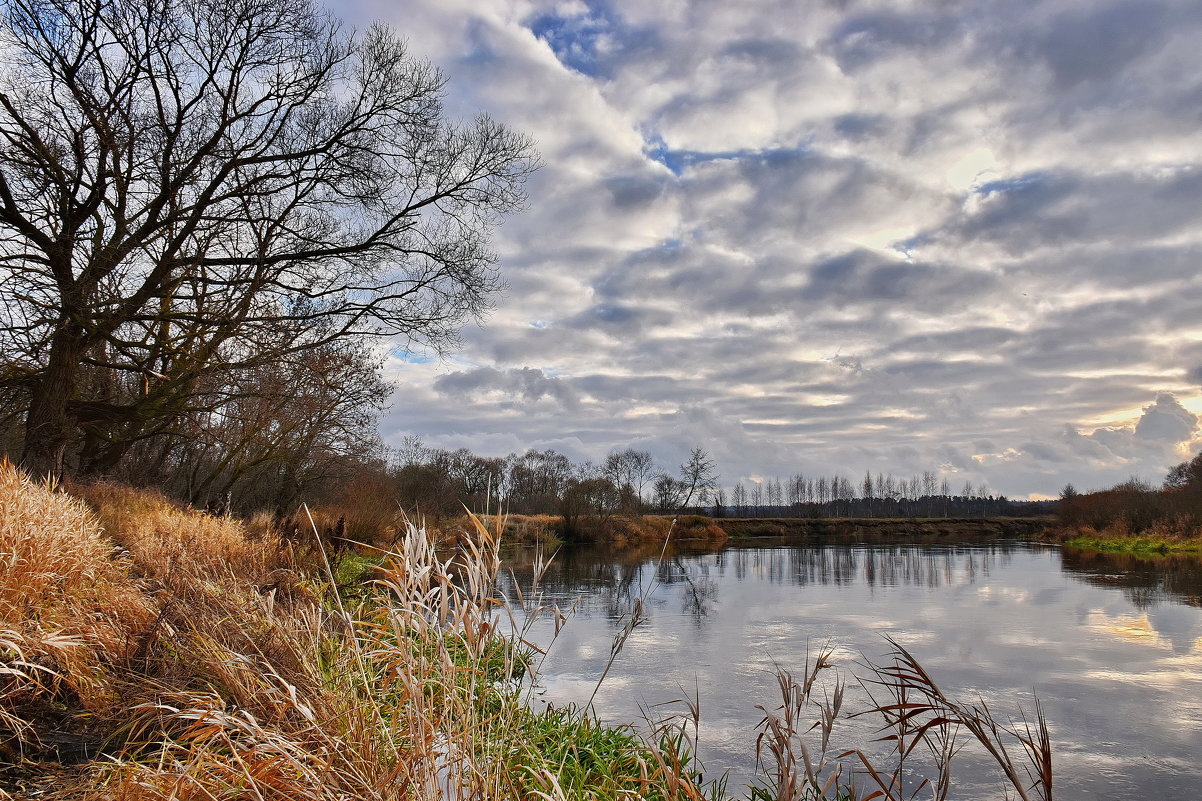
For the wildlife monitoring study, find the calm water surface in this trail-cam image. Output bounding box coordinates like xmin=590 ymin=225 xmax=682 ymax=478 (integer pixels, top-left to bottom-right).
xmin=498 ymin=540 xmax=1202 ymax=800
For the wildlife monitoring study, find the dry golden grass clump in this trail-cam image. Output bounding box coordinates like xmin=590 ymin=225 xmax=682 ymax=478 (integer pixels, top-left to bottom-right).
xmin=472 ymin=512 xmax=563 ymax=545
xmin=603 ymin=514 xmax=728 ymax=546
xmin=0 ymin=462 xmax=154 ymax=760
xmin=71 ymin=481 xmax=285 ymax=585
xmin=0 ymin=466 xmax=710 ymax=800
xmin=0 ymin=463 xmax=148 ymax=635
xmin=659 ymin=515 xmax=727 ymax=542
xmin=89 ymin=508 xmax=707 ymax=801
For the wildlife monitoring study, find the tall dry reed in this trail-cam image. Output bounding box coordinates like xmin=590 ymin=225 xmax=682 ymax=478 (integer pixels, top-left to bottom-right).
xmin=0 ymin=469 xmax=708 ymax=800
xmin=751 ymin=637 xmax=1053 ymax=801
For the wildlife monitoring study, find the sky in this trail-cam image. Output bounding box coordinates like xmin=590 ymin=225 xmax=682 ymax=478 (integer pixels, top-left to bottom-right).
xmin=339 ymin=0 xmax=1202 ymax=500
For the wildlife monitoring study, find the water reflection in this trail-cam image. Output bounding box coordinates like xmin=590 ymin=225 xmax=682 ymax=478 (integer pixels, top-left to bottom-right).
xmin=499 ymin=540 xmax=1202 ymax=801
xmin=506 ymin=542 xmax=1202 ymax=627
xmin=1058 ymin=547 xmax=1202 ymax=608
xmin=502 ymin=542 xmax=1026 ymax=629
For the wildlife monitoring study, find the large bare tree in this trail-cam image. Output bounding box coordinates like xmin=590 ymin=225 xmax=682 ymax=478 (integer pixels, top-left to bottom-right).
xmin=0 ymin=0 xmax=536 ymax=477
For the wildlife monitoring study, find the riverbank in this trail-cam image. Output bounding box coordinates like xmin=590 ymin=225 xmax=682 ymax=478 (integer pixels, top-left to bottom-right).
xmin=1043 ymin=511 xmax=1202 ymax=554
xmin=0 ymin=465 xmax=711 ymax=800
xmin=714 ymin=515 xmax=1051 ymax=541
xmin=468 ymin=512 xmax=729 ymax=547
xmin=1 ymin=467 xmax=1064 ymax=799
xmin=1055 ymin=528 xmax=1202 ymax=554
xmin=474 ymin=512 xmax=1052 ymax=547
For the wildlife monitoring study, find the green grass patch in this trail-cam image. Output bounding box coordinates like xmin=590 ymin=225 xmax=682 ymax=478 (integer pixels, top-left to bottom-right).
xmin=496 ymin=704 xmax=719 ymax=800
xmin=1063 ymin=535 xmax=1202 ymax=554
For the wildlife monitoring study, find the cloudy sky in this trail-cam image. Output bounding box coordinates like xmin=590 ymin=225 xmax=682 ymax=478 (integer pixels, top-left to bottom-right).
xmin=341 ymin=0 xmax=1202 ymax=499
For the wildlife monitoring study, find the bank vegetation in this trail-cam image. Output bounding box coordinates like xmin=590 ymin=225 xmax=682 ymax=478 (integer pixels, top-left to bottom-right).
xmin=1051 ymin=450 xmax=1202 ymax=553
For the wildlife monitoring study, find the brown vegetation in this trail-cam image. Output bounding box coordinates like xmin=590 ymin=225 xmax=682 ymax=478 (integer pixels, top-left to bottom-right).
xmin=486 ymin=513 xmax=728 ymax=547
xmin=0 ymin=462 xmax=1061 ymax=800
xmin=0 ymin=462 xmax=721 ymax=799
xmin=0 ymin=464 xmax=154 ymax=765
xmin=1050 ymin=454 xmax=1202 ymax=551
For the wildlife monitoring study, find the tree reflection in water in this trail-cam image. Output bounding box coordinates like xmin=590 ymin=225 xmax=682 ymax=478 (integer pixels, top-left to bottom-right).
xmin=1058 ymin=547 xmax=1202 ymax=609
xmin=497 ymin=540 xmax=1202 ymax=637
xmin=499 ymin=541 xmax=1029 ymax=630
xmin=496 ymin=538 xmax=1202 ymax=800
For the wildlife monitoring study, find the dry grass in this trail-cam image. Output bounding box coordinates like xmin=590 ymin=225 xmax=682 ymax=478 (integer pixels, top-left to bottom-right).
xmin=1056 ymin=518 xmax=1202 ymax=554
xmin=0 ymin=465 xmax=712 ymax=800
xmin=472 ymin=513 xmax=564 ymax=546
xmin=0 ymin=461 xmax=154 ymax=764
xmin=751 ymin=638 xmax=1053 ymax=801
xmin=70 ymin=481 xmax=290 ymax=585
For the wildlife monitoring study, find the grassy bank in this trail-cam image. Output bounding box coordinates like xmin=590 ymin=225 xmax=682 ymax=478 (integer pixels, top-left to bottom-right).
xmin=1058 ymin=530 xmax=1202 ymax=555
xmin=1048 ymin=512 xmax=1202 ymax=555
xmin=0 ymin=464 xmax=715 ymax=799
xmin=470 ymin=512 xmax=728 ymax=547
xmin=1051 ymin=477 xmax=1202 ymax=556
xmin=477 ymin=513 xmax=1052 ymax=548
xmin=0 ymin=464 xmax=1055 ymax=800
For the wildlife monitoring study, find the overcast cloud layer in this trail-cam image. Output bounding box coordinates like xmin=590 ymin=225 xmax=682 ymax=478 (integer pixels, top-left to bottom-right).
xmin=343 ymin=0 xmax=1202 ymax=499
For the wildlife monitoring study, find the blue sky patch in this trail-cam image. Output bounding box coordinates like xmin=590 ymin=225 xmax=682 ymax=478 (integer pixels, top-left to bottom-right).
xmin=528 ymin=4 xmax=619 ymax=78
xmin=526 ymin=3 xmax=659 ymax=80
xmin=643 ymin=136 xmax=811 ymax=176
xmin=974 ymin=172 xmax=1054 ymax=197
xmin=392 ymin=349 xmax=435 ymax=365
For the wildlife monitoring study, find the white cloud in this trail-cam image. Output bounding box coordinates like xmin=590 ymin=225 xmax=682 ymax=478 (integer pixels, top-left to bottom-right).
xmin=339 ymin=0 xmax=1202 ymax=498
xmin=1134 ymin=393 xmax=1199 ymax=443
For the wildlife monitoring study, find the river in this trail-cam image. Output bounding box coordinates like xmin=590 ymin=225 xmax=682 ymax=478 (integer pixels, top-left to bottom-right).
xmin=497 ymin=539 xmax=1202 ymax=800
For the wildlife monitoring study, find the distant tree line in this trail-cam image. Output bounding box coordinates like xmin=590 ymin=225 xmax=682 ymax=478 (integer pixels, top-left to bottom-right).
xmin=385 ymin=444 xmax=1049 ymax=525
xmin=391 ymin=442 xmax=717 ymax=535
xmin=1056 ymin=451 xmax=1202 ymax=535
xmin=720 ymin=470 xmax=1050 ymax=520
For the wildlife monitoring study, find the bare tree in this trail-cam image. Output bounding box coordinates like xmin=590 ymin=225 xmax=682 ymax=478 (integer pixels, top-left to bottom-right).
xmin=1164 ymin=451 xmax=1202 ymax=490
xmin=787 ymin=473 xmax=803 ymax=508
xmin=603 ymin=447 xmax=654 ymax=512
xmin=0 ymin=0 xmax=536 ymax=477
xmin=907 ymin=475 xmax=921 ymax=502
xmin=922 ymin=469 xmax=938 ymax=497
xmin=732 ymin=481 xmax=747 ymax=516
xmin=652 ymin=473 xmax=684 ymax=513
xmin=710 ymin=485 xmax=726 ymax=517
xmin=139 ymin=336 xmax=389 ymax=508
xmin=766 ymin=476 xmax=782 ymax=509
xmin=506 ymin=449 xmax=572 ymax=514
xmin=676 ymin=447 xmax=718 ymax=512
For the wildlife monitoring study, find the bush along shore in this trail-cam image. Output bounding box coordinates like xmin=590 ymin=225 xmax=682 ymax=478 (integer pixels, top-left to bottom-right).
xmin=0 ymin=462 xmax=1055 ymax=800
xmin=1046 ymin=454 xmax=1202 ymax=555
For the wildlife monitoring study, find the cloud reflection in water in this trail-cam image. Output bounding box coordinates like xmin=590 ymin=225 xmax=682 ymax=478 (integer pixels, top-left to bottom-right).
xmin=500 ymin=541 xmax=1202 ymax=800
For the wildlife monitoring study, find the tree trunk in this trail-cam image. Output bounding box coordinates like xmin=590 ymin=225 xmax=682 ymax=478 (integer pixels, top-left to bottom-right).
xmin=20 ymin=326 xmax=83 ymax=480
xmin=77 ymin=431 xmax=133 ymax=478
